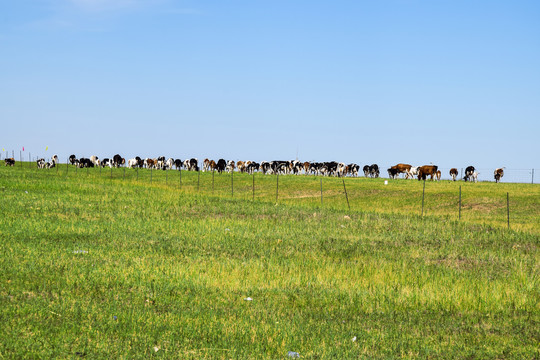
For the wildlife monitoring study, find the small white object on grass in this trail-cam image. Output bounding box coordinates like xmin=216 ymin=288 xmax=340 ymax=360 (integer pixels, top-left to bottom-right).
xmin=288 ymin=351 xmax=300 ymax=358
xmin=244 ymin=297 xmax=253 ymax=301
xmin=352 ymin=336 xmax=357 ymax=342
xmin=384 ymin=180 xmax=388 ymax=185
xmin=153 ymin=346 xmax=159 ymax=352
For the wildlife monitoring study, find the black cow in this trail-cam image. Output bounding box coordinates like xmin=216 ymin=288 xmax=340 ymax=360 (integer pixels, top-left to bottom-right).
xmin=387 ymin=167 xmax=400 ymax=179
xmin=216 ymin=159 xmax=227 ymax=173
xmin=464 ymin=166 xmax=475 ymax=181
xmin=369 ymin=164 xmax=380 ymax=178
xmin=69 ymin=155 xmax=78 ymax=165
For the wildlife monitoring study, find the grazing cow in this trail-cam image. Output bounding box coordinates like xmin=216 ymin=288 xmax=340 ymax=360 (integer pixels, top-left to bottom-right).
xmin=387 ymin=167 xmax=400 ymax=179
xmin=369 ymin=164 xmax=380 ymax=178
xmin=347 ymin=164 xmax=360 ymax=177
xmin=145 ymin=158 xmax=156 ymax=169
xmin=165 ymin=158 xmax=174 ymax=170
xmin=174 ymin=159 xmax=182 ymax=170
xmin=472 ymin=171 xmax=479 ymax=183
xmin=90 ymin=155 xmax=100 ymax=167
xmin=79 ymin=158 xmax=94 ymax=168
xmin=464 ymin=166 xmax=475 ymax=181
xmin=336 ymin=162 xmax=347 ymax=177
xmin=101 ymin=158 xmax=112 ymax=168
xmin=182 ymin=158 xmax=198 ymax=171
xmin=202 ymin=158 xmax=210 ymax=172
xmin=112 ymin=154 xmax=124 ymax=168
xmin=363 ymin=165 xmax=370 ymax=177
xmin=69 ymin=155 xmax=78 ymax=165
xmin=417 ymin=165 xmax=438 ymax=180
xmin=435 ymin=170 xmax=441 ymax=181
xmin=494 ymin=167 xmax=505 ymax=183
xmin=209 ymin=160 xmax=217 ymax=171
xmin=127 ymin=158 xmax=138 ymax=168
xmin=303 ymin=162 xmax=310 ymax=175
xmin=37 ymin=158 xmax=46 ymax=169
xmin=216 ymin=159 xmax=227 ymax=173
xmin=247 ymin=162 xmax=260 ymax=174
xmin=226 ymin=160 xmax=235 ymax=173
xmin=5 ymin=158 xmax=15 ymax=166
xmin=237 ymin=160 xmax=246 ymax=173
xmin=449 ymin=168 xmax=458 ymax=181
xmin=390 ymin=163 xmax=412 ymax=178
xmin=407 ymin=166 xmax=420 ymax=179
xmin=290 ymin=160 xmax=303 ymax=175
xmin=51 ymin=155 xmax=58 ymax=166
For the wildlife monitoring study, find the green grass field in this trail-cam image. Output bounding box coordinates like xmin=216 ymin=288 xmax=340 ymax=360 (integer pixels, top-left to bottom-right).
xmin=1 ymin=164 xmax=538 ymax=359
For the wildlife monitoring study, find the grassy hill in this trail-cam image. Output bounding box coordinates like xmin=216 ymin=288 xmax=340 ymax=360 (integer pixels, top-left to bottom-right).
xmin=0 ymin=165 xmax=538 ymax=358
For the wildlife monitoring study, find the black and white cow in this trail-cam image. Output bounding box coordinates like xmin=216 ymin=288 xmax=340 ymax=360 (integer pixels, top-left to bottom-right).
xmin=387 ymin=167 xmax=400 ymax=179
xmin=69 ymin=155 xmax=78 ymax=166
xmin=369 ymin=164 xmax=380 ymax=178
xmin=464 ymin=166 xmax=475 ymax=181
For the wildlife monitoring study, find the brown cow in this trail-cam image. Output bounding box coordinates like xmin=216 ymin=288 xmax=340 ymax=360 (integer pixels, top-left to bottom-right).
xmin=417 ymin=165 xmax=438 ymax=180
xmin=237 ymin=161 xmax=246 ymax=173
xmin=494 ymin=167 xmax=505 ymax=183
xmin=435 ymin=170 xmax=441 ymax=181
xmin=209 ymin=160 xmax=217 ymax=171
xmin=303 ymin=162 xmax=310 ymax=175
xmin=203 ymin=158 xmax=210 ymax=172
xmin=449 ymin=168 xmax=458 ymax=181
xmin=391 ymin=163 xmax=412 ymax=178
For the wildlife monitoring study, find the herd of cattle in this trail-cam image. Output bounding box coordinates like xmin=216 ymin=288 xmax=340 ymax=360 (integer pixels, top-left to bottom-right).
xmin=3 ymin=154 xmax=506 ymax=183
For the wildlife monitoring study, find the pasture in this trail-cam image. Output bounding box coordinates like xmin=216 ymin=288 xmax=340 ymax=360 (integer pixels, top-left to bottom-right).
xmin=0 ymin=164 xmax=538 ymax=359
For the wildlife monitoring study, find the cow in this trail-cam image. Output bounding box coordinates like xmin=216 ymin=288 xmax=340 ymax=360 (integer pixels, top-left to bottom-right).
xmin=90 ymin=155 xmax=100 ymax=167
xmin=209 ymin=160 xmax=217 ymax=172
xmin=407 ymin=166 xmax=420 ymax=179
xmin=435 ymin=170 xmax=441 ymax=181
xmin=202 ymin=158 xmax=210 ymax=172
xmin=174 ymin=159 xmax=182 ymax=170
xmin=290 ymin=160 xmax=303 ymax=175
xmin=127 ymin=158 xmax=138 ymax=168
xmin=472 ymin=171 xmax=479 ymax=183
xmin=347 ymin=164 xmax=360 ymax=177
xmin=494 ymin=167 xmax=505 ymax=183
xmin=226 ymin=160 xmax=235 ymax=173
xmin=303 ymin=162 xmax=311 ymax=175
xmin=101 ymin=158 xmax=112 ymax=167
xmin=216 ymin=159 xmax=227 ymax=173
xmin=69 ymin=155 xmax=78 ymax=166
xmin=387 ymin=167 xmax=400 ymax=179
xmin=369 ymin=164 xmax=380 ymax=178
xmin=78 ymin=158 xmax=94 ymax=168
xmin=390 ymin=163 xmax=412 ymax=179
xmin=247 ymin=162 xmax=260 ymax=174
xmin=449 ymin=168 xmax=458 ymax=181
xmin=165 ymin=158 xmax=174 ymax=170
xmin=417 ymin=165 xmax=438 ymax=180
xmin=37 ymin=158 xmax=46 ymax=169
xmin=464 ymin=166 xmax=475 ymax=181
xmin=112 ymin=154 xmax=124 ymax=168
xmin=145 ymin=158 xmax=156 ymax=169
xmin=237 ymin=161 xmax=246 ymax=173
xmin=363 ymin=165 xmax=370 ymax=177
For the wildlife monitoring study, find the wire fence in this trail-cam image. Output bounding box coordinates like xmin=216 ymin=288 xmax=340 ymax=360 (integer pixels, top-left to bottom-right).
xmin=1 ymin=160 xmax=539 ymax=234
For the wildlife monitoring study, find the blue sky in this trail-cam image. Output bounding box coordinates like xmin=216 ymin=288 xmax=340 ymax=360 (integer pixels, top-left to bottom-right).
xmin=1 ymin=0 xmax=539 ymax=169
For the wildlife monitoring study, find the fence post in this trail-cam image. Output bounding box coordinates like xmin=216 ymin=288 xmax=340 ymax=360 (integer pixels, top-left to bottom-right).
xmin=20 ymin=151 xmax=22 ymax=168
xmin=507 ymin=192 xmax=510 ymax=229
xmin=231 ymin=170 xmax=234 ymax=197
xmin=110 ymin=165 xmax=113 ymax=179
xmin=66 ymin=157 xmax=68 ymax=174
xmin=123 ymin=167 xmax=125 ymax=180
xmin=179 ymin=169 xmax=182 ymax=189
xmin=459 ymin=186 xmax=462 ymax=220
xmin=342 ymin=179 xmax=350 ymax=211
xmin=532 ymin=169 xmax=535 ymax=184
xmin=421 ymin=180 xmax=426 ymax=217
xmin=100 ymin=164 xmax=102 ymax=175
xmin=212 ymin=170 xmax=215 ymax=192
xmin=320 ymin=178 xmax=323 ymax=205
xmin=166 ymin=169 xmax=168 ymax=184
xmin=252 ymin=173 xmax=255 ymax=201
xmin=461 ymin=168 xmax=463 ymax=180
xmin=198 ymin=170 xmax=200 ymax=192
xmin=150 ymin=167 xmax=152 ymax=184
xmin=29 ymin=153 xmax=32 ymax=168
xmin=276 ymin=174 xmax=279 ymax=203
xmin=137 ymin=167 xmax=139 ymax=181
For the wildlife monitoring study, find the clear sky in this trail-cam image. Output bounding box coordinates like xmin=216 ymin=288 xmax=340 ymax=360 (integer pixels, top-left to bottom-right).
xmin=1 ymin=0 xmax=539 ymax=170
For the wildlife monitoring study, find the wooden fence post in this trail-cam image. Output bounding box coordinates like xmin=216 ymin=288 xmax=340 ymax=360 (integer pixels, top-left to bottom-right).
xmin=342 ymin=179 xmax=350 ymax=211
